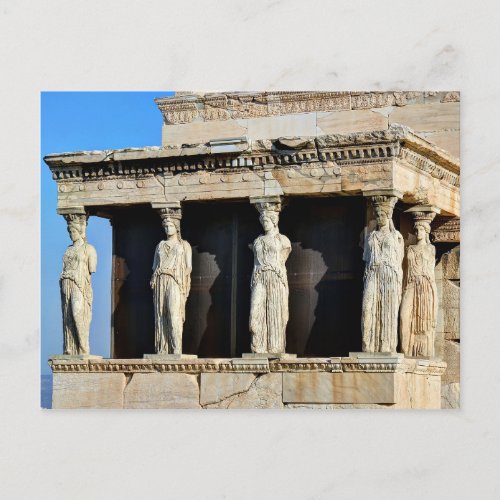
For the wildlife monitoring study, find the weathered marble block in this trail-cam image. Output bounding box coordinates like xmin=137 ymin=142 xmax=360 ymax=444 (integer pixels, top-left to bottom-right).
xmin=52 ymin=372 xmax=125 ymax=409
xmin=123 ymin=373 xmax=200 ymax=409
xmin=283 ymin=372 xmax=399 ymax=404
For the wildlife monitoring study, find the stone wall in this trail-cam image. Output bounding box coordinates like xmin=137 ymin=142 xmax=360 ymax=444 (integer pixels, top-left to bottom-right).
xmin=435 ymin=245 xmax=460 ymax=408
xmin=157 ymin=91 xmax=460 ymax=159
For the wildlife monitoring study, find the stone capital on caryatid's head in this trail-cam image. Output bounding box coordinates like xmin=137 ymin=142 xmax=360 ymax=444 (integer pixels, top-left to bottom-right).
xmin=405 ymin=205 xmax=441 ymax=226
xmin=152 ymin=201 xmax=182 ymax=220
xmin=362 ymin=188 xmax=403 ymax=206
xmin=249 ymin=195 xmax=283 ymax=215
xmin=57 ymin=206 xmax=89 ymax=236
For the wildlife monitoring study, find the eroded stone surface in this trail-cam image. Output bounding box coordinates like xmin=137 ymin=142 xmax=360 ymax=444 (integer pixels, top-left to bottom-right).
xmin=442 ymin=246 xmax=460 ymax=280
xmin=123 ymin=373 xmax=200 ymax=409
xmin=441 ymin=340 xmax=460 ymax=386
xmin=441 ymin=382 xmax=460 ymax=409
xmin=443 ymin=280 xmax=460 ymax=339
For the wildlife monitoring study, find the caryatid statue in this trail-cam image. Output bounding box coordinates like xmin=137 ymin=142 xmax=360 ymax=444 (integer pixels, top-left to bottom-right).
xmin=361 ymin=195 xmax=404 ymax=353
xmin=60 ymin=212 xmax=97 ymax=355
xmin=249 ymin=197 xmax=291 ymax=354
xmin=400 ymin=208 xmax=439 ymax=357
xmin=151 ymin=204 xmax=192 ymax=354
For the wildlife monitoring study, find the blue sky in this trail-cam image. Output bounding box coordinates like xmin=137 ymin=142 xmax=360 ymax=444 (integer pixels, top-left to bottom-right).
xmin=41 ymin=91 xmax=174 ymax=374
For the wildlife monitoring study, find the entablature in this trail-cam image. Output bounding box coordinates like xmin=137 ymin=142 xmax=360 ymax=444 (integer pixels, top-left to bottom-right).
xmin=44 ymin=125 xmax=460 ymax=216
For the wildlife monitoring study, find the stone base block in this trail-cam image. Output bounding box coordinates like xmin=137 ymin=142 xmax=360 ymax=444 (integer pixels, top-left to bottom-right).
xmin=283 ymin=370 xmax=442 ymax=408
xmin=124 ymin=373 xmax=200 ymax=409
xmin=52 ymin=372 xmax=125 ymax=409
xmin=283 ymin=372 xmax=398 ymax=404
xmin=49 ymin=356 xmax=446 ymax=409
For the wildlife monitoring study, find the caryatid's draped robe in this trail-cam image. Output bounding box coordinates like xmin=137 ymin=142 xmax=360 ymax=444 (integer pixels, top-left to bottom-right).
xmin=250 ymin=231 xmax=291 ymax=353
xmin=361 ymin=225 xmax=404 ymax=352
xmin=151 ymin=238 xmax=191 ymax=354
xmin=400 ymin=243 xmax=437 ymax=357
xmin=60 ymin=241 xmax=97 ymax=355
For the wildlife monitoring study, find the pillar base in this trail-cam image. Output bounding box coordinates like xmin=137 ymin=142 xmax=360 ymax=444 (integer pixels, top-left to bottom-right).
xmin=49 ymin=354 xmax=103 ymax=360
xmin=349 ymin=352 xmax=403 ymax=363
xmin=143 ymin=354 xmax=198 ymax=360
xmin=242 ymin=353 xmax=297 ymax=360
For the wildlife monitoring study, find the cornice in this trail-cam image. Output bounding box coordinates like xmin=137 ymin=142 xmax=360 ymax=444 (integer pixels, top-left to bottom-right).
xmin=44 ymin=126 xmax=460 ymax=188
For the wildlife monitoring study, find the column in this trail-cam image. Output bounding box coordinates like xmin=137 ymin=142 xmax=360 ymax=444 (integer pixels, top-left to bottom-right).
xmin=53 ymin=206 xmax=100 ymax=359
xmin=244 ymin=196 xmax=294 ymax=359
xmin=400 ymin=205 xmax=440 ymax=358
xmin=146 ymin=202 xmax=196 ymax=360
xmin=359 ymin=189 xmax=404 ymax=354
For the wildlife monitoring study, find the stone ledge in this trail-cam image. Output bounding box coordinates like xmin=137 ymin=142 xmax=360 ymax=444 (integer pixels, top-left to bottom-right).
xmin=49 ymin=356 xmax=446 ymax=376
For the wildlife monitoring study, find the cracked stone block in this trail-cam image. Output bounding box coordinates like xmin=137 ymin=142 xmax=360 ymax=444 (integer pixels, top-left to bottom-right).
xmin=202 ymin=373 xmax=283 ymax=409
xmin=441 ymin=382 xmax=460 ymax=409
xmin=200 ymin=373 xmax=256 ymax=405
xmin=123 ymin=373 xmax=200 ymax=409
xmin=52 ymin=373 xmax=125 ymax=409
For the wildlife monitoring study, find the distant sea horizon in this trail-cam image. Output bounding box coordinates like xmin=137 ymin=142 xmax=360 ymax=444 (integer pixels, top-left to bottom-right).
xmin=41 ymin=374 xmax=53 ymax=409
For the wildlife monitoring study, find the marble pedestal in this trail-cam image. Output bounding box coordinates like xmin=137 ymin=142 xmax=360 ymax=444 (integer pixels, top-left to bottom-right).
xmin=48 ymin=355 xmax=446 ymax=409
xmin=50 ymin=354 xmax=103 ymax=360
xmin=242 ymin=353 xmax=297 ymax=360
xmin=143 ymin=354 xmax=198 ymax=360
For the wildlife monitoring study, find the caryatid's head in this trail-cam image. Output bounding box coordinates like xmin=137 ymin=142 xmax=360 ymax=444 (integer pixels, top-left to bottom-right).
xmin=162 ymin=216 xmax=180 ymax=238
xmin=259 ymin=210 xmax=279 ymax=233
xmin=414 ymin=220 xmax=431 ymax=243
xmin=65 ymin=214 xmax=87 ymax=243
xmin=372 ymin=196 xmax=397 ymax=229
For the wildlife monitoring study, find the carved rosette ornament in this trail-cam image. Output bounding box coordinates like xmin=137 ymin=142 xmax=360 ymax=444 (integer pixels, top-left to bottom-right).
xmin=361 ymin=192 xmax=404 ymax=353
xmin=400 ymin=206 xmax=440 ymax=357
xmin=150 ymin=202 xmax=192 ymax=354
xmin=59 ymin=209 xmax=97 ymax=355
xmin=249 ymin=196 xmax=291 ymax=354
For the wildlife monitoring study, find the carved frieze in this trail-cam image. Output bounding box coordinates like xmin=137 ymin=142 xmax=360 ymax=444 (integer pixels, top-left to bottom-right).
xmin=431 ymin=216 xmax=460 ymax=243
xmin=155 ymin=92 xmax=450 ymax=124
xmin=49 ymin=357 xmax=446 ymax=376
